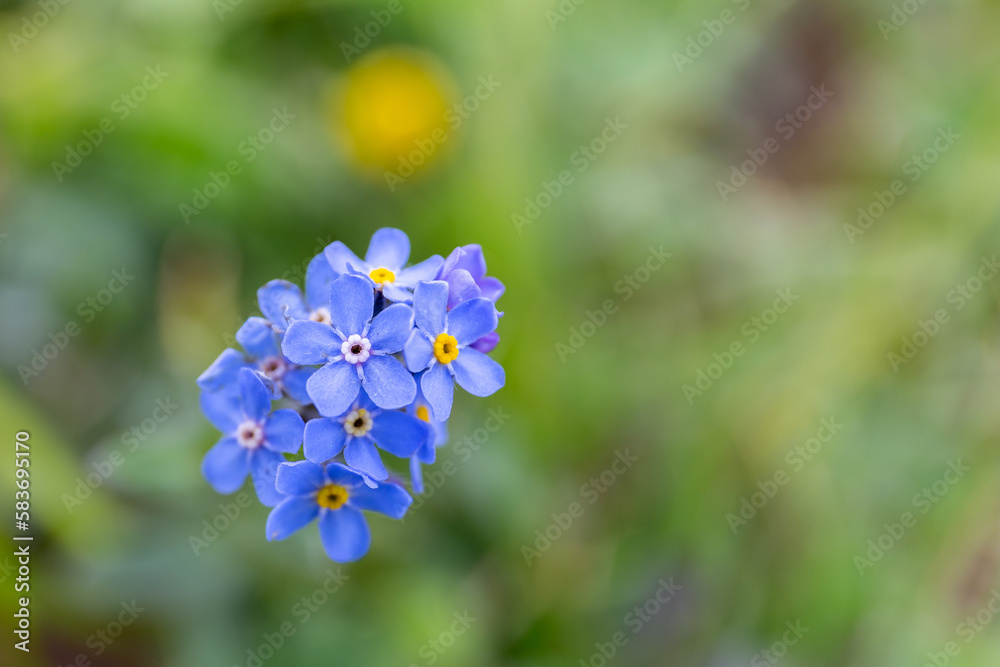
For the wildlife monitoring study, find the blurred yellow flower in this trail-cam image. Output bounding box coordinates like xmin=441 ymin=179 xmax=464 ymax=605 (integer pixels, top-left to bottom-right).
xmin=330 ymin=48 xmax=456 ymax=180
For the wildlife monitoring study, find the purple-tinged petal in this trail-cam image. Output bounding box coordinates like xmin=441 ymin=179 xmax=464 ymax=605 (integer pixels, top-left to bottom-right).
xmin=264 ymin=409 xmax=305 ymax=454
xmin=319 ymin=507 xmax=371 ymax=562
xmin=421 ymin=363 xmax=454 ymax=421
xmin=361 ymin=355 xmax=416 ymax=410
xmin=197 ymin=348 xmax=247 ymax=392
xmin=201 ymin=436 xmax=249 ymax=494
xmin=276 ymin=460 xmax=325 ymax=495
xmin=304 ymin=417 xmax=347 ymax=463
xmin=266 ymin=495 xmax=319 ymax=541
xmin=367 ymin=303 xmax=413 ymax=353
xmin=324 ymin=241 xmax=367 ymax=275
xmin=344 ymin=438 xmax=388 ymax=481
xmin=305 ymin=254 xmax=337 ymax=312
xmin=307 ymin=361 xmax=362 ymax=417
xmin=396 ymin=255 xmax=445 ymax=287
xmin=364 ymin=228 xmax=409 ymax=271
xmin=404 ymin=330 xmax=433 ymax=372
xmin=281 ymin=366 xmax=316 ymax=404
xmin=453 ymin=244 xmax=488 ymax=279
xmin=477 ymin=276 xmax=505 ymax=303
xmin=413 ymin=280 xmax=449 ymax=335
xmin=369 ymin=410 xmax=428 ymax=458
xmin=447 ymin=297 xmax=498 ymax=346
xmin=470 ymin=332 xmax=500 ymax=354
xmin=452 ymin=347 xmax=505 ymax=397
xmin=329 ymin=274 xmax=374 ymax=336
xmin=257 ymin=281 xmax=309 ymax=331
xmin=281 ymin=320 xmax=341 ymax=365
xmin=443 ymin=269 xmax=481 ymax=309
xmin=250 ymin=448 xmax=286 ymax=507
xmin=199 ymin=390 xmax=242 ymax=434
xmin=348 ymin=481 xmax=412 ymax=519
xmin=324 ymin=462 xmax=368 ymax=488
xmin=236 ymin=317 xmax=280 ymax=359
xmin=238 ymin=367 xmax=272 ymax=422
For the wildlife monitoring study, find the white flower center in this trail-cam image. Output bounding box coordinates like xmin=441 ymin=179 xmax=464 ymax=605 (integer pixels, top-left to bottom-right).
xmin=236 ymin=420 xmax=264 ymax=449
xmin=343 ymin=409 xmax=373 ymax=437
xmin=259 ymin=356 xmax=287 ymax=380
xmin=341 ymin=334 xmax=371 ymax=364
xmin=310 ymin=307 xmax=331 ymax=325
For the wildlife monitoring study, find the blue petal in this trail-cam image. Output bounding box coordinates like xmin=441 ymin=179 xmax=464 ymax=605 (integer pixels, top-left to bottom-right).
xmin=361 ymin=355 xmax=416 ymax=409
xmin=257 ymin=281 xmax=309 ymax=331
xmin=477 ymin=276 xmax=505 ymax=303
xmin=324 ymin=241 xmax=367 ymax=275
xmin=303 ymin=417 xmax=347 ymax=463
xmin=201 ymin=436 xmax=249 ymax=494
xmin=275 ymin=460 xmax=325 ymax=495
xmin=396 ymin=255 xmax=445 ymax=287
xmin=420 ymin=362 xmax=454 ymax=421
xmin=199 ymin=390 xmax=242 ymax=433
xmin=447 ymin=297 xmax=498 ymax=346
xmin=197 ymin=348 xmax=247 ymax=392
xmin=324 ymin=462 xmax=368 ymax=488
xmin=318 ymin=507 xmax=371 ymax=562
xmin=443 ymin=269 xmax=481 ymax=309
xmin=410 ymin=456 xmax=424 ymax=495
xmin=307 ymin=361 xmax=362 ymax=417
xmin=266 ymin=495 xmax=319 ymax=541
xmin=415 ymin=438 xmax=437 ymax=464
xmin=239 ymin=367 xmax=272 ymax=422
xmin=364 ymin=228 xmax=409 ymax=270
xmin=413 ymin=280 xmax=448 ymax=335
xmin=236 ymin=317 xmax=280 ymax=359
xmin=453 ymin=244 xmax=487 ymax=279
xmin=250 ymin=448 xmax=286 ymax=507
xmin=264 ymin=409 xmax=305 ymax=454
xmin=281 ymin=366 xmax=316 ymax=404
xmin=305 ymin=253 xmax=337 ymax=311
xmin=281 ymin=320 xmax=341 ymax=365
xmin=381 ymin=282 xmax=413 ymax=304
xmin=452 ymin=347 xmax=505 ymax=397
xmin=404 ymin=330 xmax=434 ymax=372
xmin=344 ymin=437 xmax=388 ymax=481
xmin=366 ymin=303 xmax=413 ymax=353
xmin=370 ymin=410 xmax=428 ymax=458
xmin=348 ymin=481 xmax=412 ymax=519
xmin=329 ymin=274 xmax=374 ymax=336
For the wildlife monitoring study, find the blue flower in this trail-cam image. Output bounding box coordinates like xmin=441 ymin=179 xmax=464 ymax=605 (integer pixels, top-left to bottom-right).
xmin=437 ymin=244 xmax=505 ymax=353
xmin=281 ymin=273 xmax=417 ymax=416
xmin=256 ymin=253 xmax=338 ymax=333
xmin=302 ymin=389 xmax=429 ymax=482
xmin=324 ymin=228 xmax=443 ymax=303
xmin=197 ymin=317 xmax=315 ymax=404
xmin=266 ymin=460 xmax=412 ymax=562
xmin=200 ymin=368 xmax=305 ymax=506
xmin=405 ymin=375 xmax=449 ymax=494
xmin=403 ymin=280 xmax=505 ymax=420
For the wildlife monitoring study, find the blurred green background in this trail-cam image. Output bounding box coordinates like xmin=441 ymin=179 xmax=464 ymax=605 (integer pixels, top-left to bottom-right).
xmin=3 ymin=0 xmax=1000 ymax=665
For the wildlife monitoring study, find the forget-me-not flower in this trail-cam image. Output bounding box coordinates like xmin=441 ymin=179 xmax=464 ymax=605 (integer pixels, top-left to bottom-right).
xmin=324 ymin=228 xmax=443 ymax=303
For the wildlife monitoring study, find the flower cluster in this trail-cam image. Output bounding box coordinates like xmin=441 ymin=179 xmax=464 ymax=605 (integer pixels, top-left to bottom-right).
xmin=196 ymin=229 xmax=505 ymax=562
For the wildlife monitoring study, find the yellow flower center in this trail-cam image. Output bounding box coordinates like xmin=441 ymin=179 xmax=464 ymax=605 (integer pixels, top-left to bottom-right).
xmin=369 ymin=267 xmax=395 ymax=286
xmin=343 ymin=409 xmax=373 ymax=437
xmin=416 ymin=405 xmax=430 ymax=422
xmin=317 ymin=484 xmax=349 ymax=510
xmin=433 ymin=333 xmax=459 ymax=364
